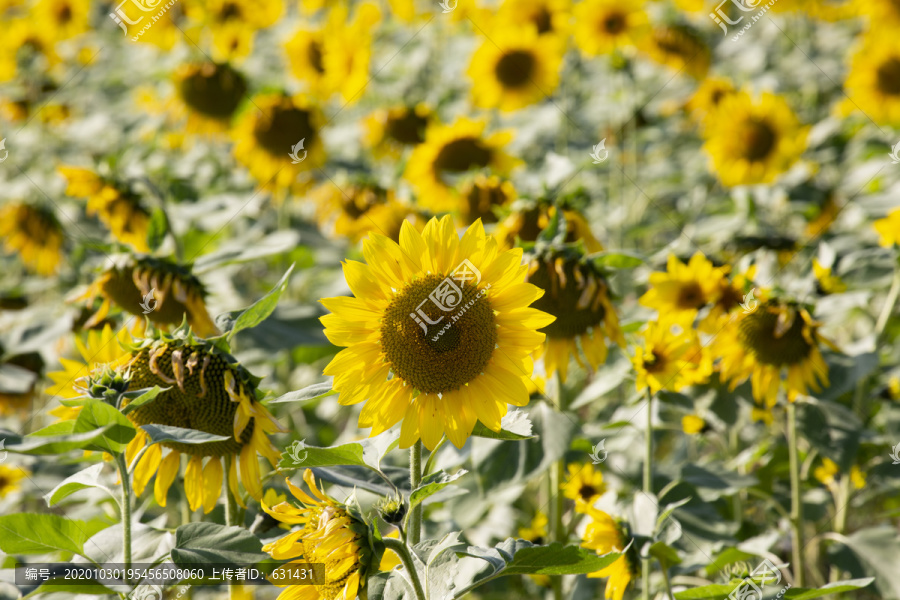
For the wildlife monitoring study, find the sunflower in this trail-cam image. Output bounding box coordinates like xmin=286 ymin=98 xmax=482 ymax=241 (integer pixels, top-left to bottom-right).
xmin=58 ymin=166 xmax=151 ymax=252
xmin=171 ymin=61 xmax=248 ymax=134
xmin=640 ymin=24 xmax=710 ymax=80
xmin=0 ymin=202 xmax=64 ymax=275
xmin=0 ymin=18 xmax=58 ymax=83
xmin=184 ymin=0 xmax=282 ymax=59
xmin=803 ymin=0 xmax=858 ymax=20
xmin=813 ymin=259 xmax=847 ymax=295
xmin=685 ymin=77 xmax=736 ymax=129
xmin=232 ymin=93 xmax=326 ymax=198
xmin=681 ymin=414 xmax=705 ymax=434
xmin=0 ymin=465 xmax=28 ymax=498
xmin=74 ymin=255 xmax=219 ymax=337
xmin=467 ymin=25 xmax=564 ymax=112
xmin=526 ymin=250 xmax=624 ymax=382
xmin=561 ymin=462 xmax=606 ymax=507
xmin=843 ymin=33 xmax=900 ymax=126
xmin=713 ymin=299 xmax=832 ymax=408
xmin=494 ymin=204 xmax=603 ymax=252
xmin=320 ymin=216 xmax=554 ymax=450
xmin=702 ymin=91 xmax=809 ymax=187
xmin=639 ymin=253 xmax=730 ymax=325
xmin=632 ymin=320 xmax=712 ymax=394
xmin=459 ymin=175 xmax=516 ymax=226
xmin=262 ymin=470 xmax=374 ymax=600
xmin=495 ymin=0 xmax=571 ymax=38
xmin=813 ymin=457 xmax=866 ymax=490
xmin=874 ymin=208 xmax=900 ymax=246
xmin=519 ymin=510 xmax=548 ymax=542
xmin=362 ymin=104 xmax=432 ymax=159
xmin=581 ymin=507 xmax=638 ymax=600
xmin=404 ymin=117 xmax=519 ymax=213
xmin=311 ymin=180 xmax=420 ymax=243
xmin=34 ymin=0 xmax=90 ymax=41
xmin=856 ymin=0 xmax=900 ymax=28
xmin=572 ymin=0 xmax=649 ymax=56
xmin=284 ymin=27 xmax=330 ymax=99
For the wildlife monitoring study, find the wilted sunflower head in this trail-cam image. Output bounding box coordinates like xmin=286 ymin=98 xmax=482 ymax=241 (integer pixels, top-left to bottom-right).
xmin=0 ymin=201 xmax=64 ymax=275
xmin=76 ymin=255 xmax=219 ymax=337
xmin=174 ymin=61 xmax=247 ymax=131
xmin=263 ymin=470 xmax=374 ymax=600
xmin=641 ymin=24 xmax=710 ymax=80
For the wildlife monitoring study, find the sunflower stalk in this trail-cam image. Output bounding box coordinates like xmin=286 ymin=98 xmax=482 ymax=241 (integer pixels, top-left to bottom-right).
xmin=550 ymin=372 xmax=567 ymax=600
xmin=224 ymin=455 xmax=239 ymax=527
xmin=114 ymin=453 xmax=133 ymax=574
xmin=382 ymin=537 xmax=427 ymax=600
xmin=642 ymin=389 xmax=654 ymax=600
xmin=787 ymin=402 xmax=805 ymax=587
xmin=409 ymin=440 xmax=423 ymax=545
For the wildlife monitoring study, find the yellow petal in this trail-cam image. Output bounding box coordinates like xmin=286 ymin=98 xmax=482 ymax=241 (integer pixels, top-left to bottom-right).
xmin=185 ymin=456 xmax=204 ymax=512
xmin=202 ymin=458 xmax=223 ymax=514
xmin=155 ymin=451 xmax=180 ymax=507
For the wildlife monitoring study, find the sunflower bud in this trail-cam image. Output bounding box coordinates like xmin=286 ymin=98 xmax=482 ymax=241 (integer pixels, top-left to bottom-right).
xmin=375 ymin=496 xmax=407 ymax=525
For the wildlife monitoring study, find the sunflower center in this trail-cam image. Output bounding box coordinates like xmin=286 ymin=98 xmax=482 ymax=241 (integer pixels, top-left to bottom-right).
xmin=527 ymin=259 xmax=608 ymax=339
xmin=386 ymin=110 xmax=428 ymax=145
xmin=737 ymin=308 xmax=813 ymax=367
xmin=743 ymin=119 xmax=777 ymax=161
xmin=125 ymin=344 xmax=254 ymax=456
xmin=643 ymin=351 xmax=667 ymax=373
xmin=433 ymin=137 xmax=493 ymax=174
xmin=253 ymin=103 xmax=315 ymax=156
xmin=56 ymin=3 xmax=73 ymax=23
xmin=717 ymin=283 xmax=744 ymax=312
xmin=308 ymin=41 xmax=325 ymax=74
xmin=532 ymin=7 xmax=553 ymax=33
xmin=677 ymin=281 xmax=706 ymax=309
xmin=177 ymin=62 xmax=247 ymax=120
xmin=464 ymin=180 xmax=509 ymax=224
xmin=218 ymin=2 xmax=241 ymax=21
xmin=578 ymin=484 xmax=597 ymax=499
xmin=495 ymin=50 xmax=535 ymax=89
xmin=876 ymin=58 xmax=900 ymax=96
xmin=380 ymin=274 xmax=497 ymax=394
xmin=603 ymin=13 xmax=626 ymax=34
xmin=343 ymin=186 xmax=385 ymax=218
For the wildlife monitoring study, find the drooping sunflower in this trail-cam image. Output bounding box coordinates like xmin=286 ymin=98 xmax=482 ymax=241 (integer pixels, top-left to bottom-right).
xmin=495 ymin=0 xmax=571 ymax=38
xmin=639 ymin=253 xmax=731 ymax=325
xmin=874 ymin=207 xmax=900 ymax=247
xmin=171 ymin=61 xmax=248 ymax=134
xmin=320 ymin=216 xmax=554 ymax=450
xmin=581 ymin=507 xmax=639 ymax=600
xmin=74 ymin=255 xmax=219 ymax=337
xmin=702 ymin=91 xmax=809 ymax=187
xmin=561 ymin=462 xmax=607 ymax=508
xmin=467 ymin=25 xmax=564 ymax=112
xmin=404 ymin=117 xmax=519 ymax=213
xmin=572 ymin=0 xmax=649 ymax=56
xmin=494 ymin=204 xmax=603 ymax=252
xmin=58 ymin=166 xmax=151 ymax=252
xmin=311 ymin=180 xmax=421 ymax=243
xmin=525 ymin=250 xmax=624 ymax=382
xmin=712 ymin=299 xmax=832 ymax=409
xmin=232 ymin=93 xmax=326 ymax=198
xmin=843 ymin=33 xmax=900 ymax=126
xmin=632 ymin=320 xmax=712 ymax=394
xmin=362 ymin=104 xmax=432 ymax=159
xmin=459 ymin=175 xmax=516 ymax=226
xmin=640 ymin=24 xmax=710 ymax=80
xmin=0 ymin=202 xmax=64 ymax=275
xmin=34 ymin=0 xmax=91 ymax=41
xmin=262 ymin=470 xmax=375 ymax=600
xmin=0 ymin=465 xmax=28 ymax=498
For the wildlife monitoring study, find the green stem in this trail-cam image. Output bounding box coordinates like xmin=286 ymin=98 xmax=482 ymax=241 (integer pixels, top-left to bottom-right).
xmin=224 ymin=456 xmax=238 ymax=527
xmin=661 ymin=561 xmax=675 ymax=600
xmin=550 ymin=372 xmax=567 ymax=600
xmin=874 ymin=264 xmax=900 ymax=338
xmin=787 ymin=402 xmax=805 ymax=587
xmin=382 ymin=538 xmax=426 ymax=600
xmin=114 ymin=454 xmax=133 ymax=572
xmin=828 ymin=476 xmax=851 ymax=583
xmin=409 ymin=441 xmax=423 ymax=546
xmin=643 ymin=389 xmax=654 ymax=600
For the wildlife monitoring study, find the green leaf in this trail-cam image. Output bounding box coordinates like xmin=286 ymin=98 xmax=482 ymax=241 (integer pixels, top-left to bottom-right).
xmin=225 ymin=264 xmax=295 ymax=342
xmin=591 ymin=251 xmax=644 ymax=269
xmin=782 ymin=579 xmax=874 ymax=599
xmin=146 ymin=207 xmax=169 ymax=252
xmin=43 ymin=464 xmax=113 ymax=507
xmin=278 ymin=431 xmax=397 ymax=471
xmin=500 ymin=543 xmax=621 ymax=576
xmin=72 ymin=400 xmax=136 ymax=454
xmin=649 ymin=541 xmax=681 ymax=569
xmin=674 ymin=584 xmax=736 ymax=599
xmin=270 ymin=381 xmax=335 ymax=404
xmin=171 ymin=522 xmax=268 ymax=568
xmin=3 ymin=422 xmax=116 ymax=455
xmin=140 ymin=424 xmax=230 ymax=446
xmin=843 ymin=527 xmax=900 ymax=598
xmin=470 ymin=409 xmax=534 ymax=440
xmin=409 ymin=469 xmax=468 ymax=510
xmin=120 ymin=386 xmax=168 ymax=416
xmin=0 ymin=513 xmax=107 ymax=556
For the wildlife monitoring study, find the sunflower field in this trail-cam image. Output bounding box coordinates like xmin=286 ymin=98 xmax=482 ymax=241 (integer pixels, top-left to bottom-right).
xmin=2 ymin=0 xmax=900 ymax=599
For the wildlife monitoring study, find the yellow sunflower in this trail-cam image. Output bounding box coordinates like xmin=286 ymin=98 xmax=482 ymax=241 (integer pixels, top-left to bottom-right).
xmin=856 ymin=0 xmax=900 ymax=29
xmin=232 ymin=93 xmax=326 ymax=199
xmin=184 ymin=0 xmax=282 ymax=60
xmin=632 ymin=320 xmax=712 ymax=394
xmin=713 ymin=299 xmax=832 ymax=408
xmin=682 ymin=414 xmax=705 ymax=434
xmin=362 ymin=104 xmax=432 ymax=159
xmin=467 ymin=25 xmax=564 ymax=112
xmin=404 ymin=117 xmax=519 ymax=213
xmin=526 ymin=250 xmax=624 ymax=382
xmin=813 ymin=259 xmax=847 ymax=295
xmin=0 ymin=465 xmax=28 ymax=498
xmin=311 ymin=180 xmax=421 ymax=243
xmin=320 ymin=216 xmax=554 ymax=450
xmin=74 ymin=255 xmax=219 ymax=337
xmin=572 ymin=0 xmax=649 ymax=56
xmin=0 ymin=18 xmax=58 ymax=83
xmin=58 ymin=166 xmax=151 ymax=252
xmin=0 ymin=202 xmax=64 ymax=275
xmin=34 ymin=0 xmax=91 ymax=41
xmin=459 ymin=175 xmax=517 ymax=226
xmin=284 ymin=27 xmax=330 ymax=99
xmin=581 ymin=507 xmax=638 ymax=600
xmin=495 ymin=0 xmax=571 ymax=38
xmin=843 ymin=33 xmax=900 ymax=126
xmin=702 ymin=91 xmax=809 ymax=187
xmin=494 ymin=204 xmax=603 ymax=252
xmin=874 ymin=208 xmax=900 ymax=247
xmin=813 ymin=457 xmax=866 ymax=490
xmin=639 ymin=252 xmax=730 ymax=325
xmin=803 ymin=0 xmax=858 ymax=20
xmin=685 ymin=77 xmax=736 ymax=129
xmin=262 ymin=470 xmax=373 ymax=600
xmin=561 ymin=462 xmax=607 ymax=507
xmin=640 ymin=24 xmax=710 ymax=80
xmin=171 ymin=61 xmax=248 ymax=134
xmin=519 ymin=510 xmax=549 ymax=542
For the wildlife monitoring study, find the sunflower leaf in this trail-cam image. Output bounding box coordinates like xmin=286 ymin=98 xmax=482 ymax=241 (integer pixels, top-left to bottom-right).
xmin=278 ymin=431 xmax=398 ymax=471
xmin=72 ymin=400 xmax=136 ymax=455
xmin=0 ymin=513 xmax=108 ymax=556
xmin=146 ymin=207 xmax=169 ymax=252
xmin=470 ymin=409 xmax=535 ymax=440
xmin=409 ymin=469 xmax=468 ymax=510
xmin=222 ymin=264 xmax=295 ymax=342
xmin=140 ymin=424 xmax=230 ymax=446
xmin=269 ymin=381 xmax=335 ymax=404
xmin=1 ymin=423 xmax=117 ymax=455
xmin=590 ymin=251 xmax=645 ymax=269
xmin=43 ymin=463 xmax=115 ymax=507
xmin=120 ymin=386 xmax=168 ymax=415
xmin=171 ymin=522 xmax=268 ymax=568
